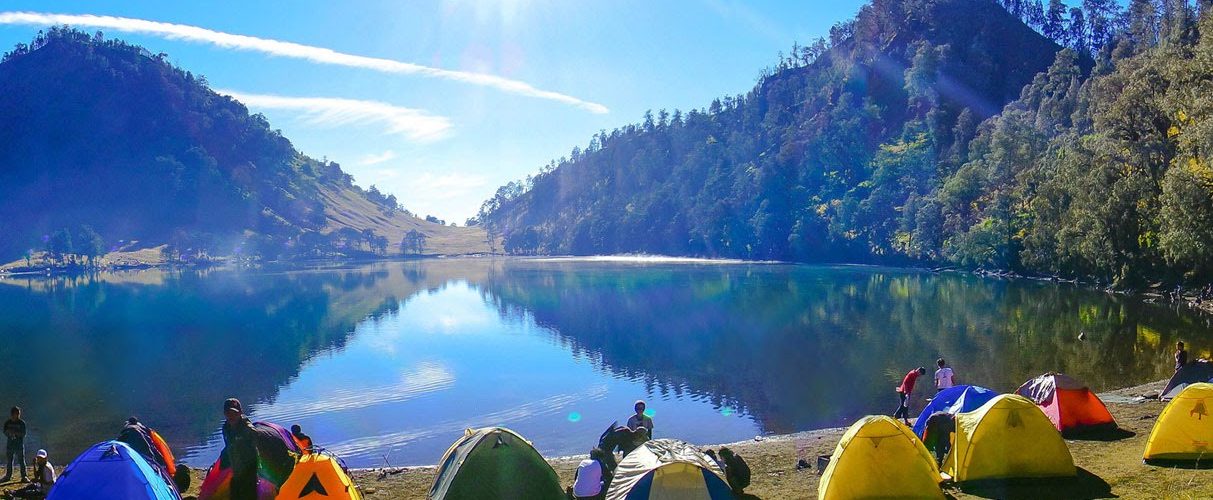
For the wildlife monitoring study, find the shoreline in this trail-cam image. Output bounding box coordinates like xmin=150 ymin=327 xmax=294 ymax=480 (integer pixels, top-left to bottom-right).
xmin=0 ymin=378 xmax=1201 ymax=499
xmin=337 ymin=377 xmax=1193 ymax=499
xmin=343 ymin=377 xmax=1167 ymax=474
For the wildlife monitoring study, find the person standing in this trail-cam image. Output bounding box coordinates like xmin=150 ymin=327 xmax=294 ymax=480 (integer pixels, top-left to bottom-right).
xmin=3 ymin=406 xmax=27 ymax=483
xmin=626 ymin=400 xmax=654 ymax=439
xmin=221 ymin=398 xmax=258 ymax=500
xmin=934 ymin=358 xmax=955 ymax=392
xmin=894 ymin=367 xmax=927 ymax=425
xmin=1176 ymin=341 xmax=1189 ymax=372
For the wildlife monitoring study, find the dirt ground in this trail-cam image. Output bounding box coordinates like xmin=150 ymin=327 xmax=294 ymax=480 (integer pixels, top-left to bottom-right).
xmin=3 ymin=379 xmax=1207 ymax=499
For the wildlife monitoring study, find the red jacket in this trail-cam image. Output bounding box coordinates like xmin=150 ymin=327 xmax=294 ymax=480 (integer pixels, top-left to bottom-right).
xmin=897 ymin=370 xmax=921 ymax=395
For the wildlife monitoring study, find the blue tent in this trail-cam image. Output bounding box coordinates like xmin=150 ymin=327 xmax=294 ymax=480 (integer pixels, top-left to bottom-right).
xmin=49 ymin=440 xmax=180 ymax=500
xmin=911 ymin=385 xmax=998 ymax=438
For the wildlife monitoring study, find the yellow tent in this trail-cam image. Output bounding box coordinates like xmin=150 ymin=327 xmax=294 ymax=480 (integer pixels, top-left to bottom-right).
xmin=818 ymin=415 xmax=944 ymax=500
xmin=943 ymin=394 xmax=1075 ymax=482
xmin=1144 ymin=382 xmax=1213 ymax=462
xmin=278 ymin=452 xmax=363 ymax=500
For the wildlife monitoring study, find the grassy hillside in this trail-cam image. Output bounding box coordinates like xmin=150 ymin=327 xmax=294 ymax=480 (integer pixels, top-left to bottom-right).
xmin=317 ymin=183 xmax=491 ymax=256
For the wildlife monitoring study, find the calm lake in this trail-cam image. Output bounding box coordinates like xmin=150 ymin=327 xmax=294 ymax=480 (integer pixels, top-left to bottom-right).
xmin=0 ymin=258 xmax=1209 ymax=468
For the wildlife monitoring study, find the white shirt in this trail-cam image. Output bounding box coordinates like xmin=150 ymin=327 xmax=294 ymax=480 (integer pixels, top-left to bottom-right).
xmin=37 ymin=460 xmax=55 ymax=488
xmin=935 ymin=367 xmax=954 ymax=389
xmin=627 ymin=414 xmax=653 ymax=434
xmin=572 ymin=459 xmax=603 ymax=497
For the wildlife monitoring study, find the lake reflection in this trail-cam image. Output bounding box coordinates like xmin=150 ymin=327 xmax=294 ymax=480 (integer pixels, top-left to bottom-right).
xmin=0 ymin=259 xmax=1210 ymax=467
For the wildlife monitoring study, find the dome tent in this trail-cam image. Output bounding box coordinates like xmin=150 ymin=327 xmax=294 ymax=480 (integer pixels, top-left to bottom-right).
xmin=943 ymin=394 xmax=1076 ymax=483
xmin=1144 ymin=382 xmax=1213 ymax=462
xmin=278 ymin=452 xmax=362 ymax=500
xmin=428 ymin=427 xmax=564 ymax=500
xmin=1161 ymin=361 xmax=1213 ymax=401
xmin=48 ymin=440 xmax=180 ymax=500
xmin=199 ymin=421 xmax=300 ymax=500
xmin=819 ymin=416 xmax=944 ymax=500
xmin=605 ymin=438 xmax=733 ymax=500
xmin=1016 ymin=373 xmax=1116 ymax=435
xmin=911 ymin=385 xmax=998 ymax=438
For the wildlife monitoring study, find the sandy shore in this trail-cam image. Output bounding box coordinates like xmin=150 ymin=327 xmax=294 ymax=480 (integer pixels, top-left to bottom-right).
xmin=1 ymin=378 xmax=1203 ymax=499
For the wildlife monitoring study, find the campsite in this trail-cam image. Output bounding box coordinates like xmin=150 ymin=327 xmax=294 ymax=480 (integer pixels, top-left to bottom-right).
xmin=0 ymin=378 xmax=1199 ymax=499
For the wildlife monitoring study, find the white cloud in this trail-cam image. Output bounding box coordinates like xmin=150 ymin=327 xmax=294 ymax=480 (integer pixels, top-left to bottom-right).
xmin=0 ymin=11 xmax=609 ymax=114
xmin=358 ymin=150 xmax=398 ymax=166
xmin=217 ymin=90 xmax=452 ymax=142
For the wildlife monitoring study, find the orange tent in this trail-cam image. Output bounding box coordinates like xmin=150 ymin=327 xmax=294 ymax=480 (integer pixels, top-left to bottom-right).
xmin=1016 ymin=373 xmax=1115 ymax=435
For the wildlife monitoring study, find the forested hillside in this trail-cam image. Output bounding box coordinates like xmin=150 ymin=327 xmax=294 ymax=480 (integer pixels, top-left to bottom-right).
xmin=0 ymin=28 xmax=487 ymax=263
xmin=477 ymin=0 xmax=1213 ymax=286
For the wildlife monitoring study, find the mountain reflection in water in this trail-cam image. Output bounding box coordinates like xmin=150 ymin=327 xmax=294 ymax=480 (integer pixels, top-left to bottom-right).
xmin=0 ymin=259 xmax=1208 ymax=466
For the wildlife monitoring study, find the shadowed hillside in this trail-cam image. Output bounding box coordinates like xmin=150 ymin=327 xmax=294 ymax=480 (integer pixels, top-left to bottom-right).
xmin=0 ymin=27 xmax=488 ymax=262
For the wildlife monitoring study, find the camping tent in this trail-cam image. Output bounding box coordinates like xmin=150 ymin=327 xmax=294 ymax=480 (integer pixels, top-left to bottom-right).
xmin=1161 ymin=361 xmax=1213 ymax=401
xmin=428 ymin=427 xmax=564 ymax=500
xmin=199 ymin=421 xmax=301 ymax=500
xmin=912 ymin=385 xmax=998 ymax=438
xmin=278 ymin=452 xmax=362 ymax=500
xmin=605 ymin=438 xmax=733 ymax=500
xmin=1016 ymin=373 xmax=1116 ymax=434
xmin=943 ymin=394 xmax=1076 ymax=482
xmin=1143 ymin=382 xmax=1213 ymax=462
xmin=48 ymin=441 xmax=180 ymax=500
xmin=819 ymin=416 xmax=944 ymax=500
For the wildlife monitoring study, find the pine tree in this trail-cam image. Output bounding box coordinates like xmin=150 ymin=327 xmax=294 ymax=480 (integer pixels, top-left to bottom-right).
xmin=1126 ymin=0 xmax=1160 ymax=52
xmin=1082 ymin=0 xmax=1118 ymax=53
xmin=1068 ymin=8 xmax=1089 ymax=55
xmin=1025 ymin=0 xmax=1047 ymax=29
xmin=1044 ymin=0 xmax=1068 ymax=41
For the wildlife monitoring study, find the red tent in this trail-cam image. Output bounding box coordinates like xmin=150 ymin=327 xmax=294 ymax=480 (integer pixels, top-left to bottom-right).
xmin=1016 ymin=373 xmax=1116 ymax=434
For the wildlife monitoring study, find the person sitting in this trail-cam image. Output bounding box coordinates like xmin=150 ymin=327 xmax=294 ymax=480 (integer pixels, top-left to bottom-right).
xmin=718 ymin=447 xmax=750 ymax=494
xmin=570 ymin=448 xmax=609 ymax=500
xmin=290 ymin=425 xmax=313 ymax=455
xmin=6 ymin=449 xmax=53 ymax=499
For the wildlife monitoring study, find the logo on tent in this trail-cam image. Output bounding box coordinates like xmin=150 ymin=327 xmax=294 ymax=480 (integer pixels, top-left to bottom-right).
xmin=299 ymin=473 xmax=329 ymax=497
xmin=1191 ymin=401 xmax=1207 ymax=420
xmin=1006 ymin=410 xmax=1023 ymax=428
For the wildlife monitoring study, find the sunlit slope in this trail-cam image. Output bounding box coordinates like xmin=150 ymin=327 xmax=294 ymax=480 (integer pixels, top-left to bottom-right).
xmin=318 ymin=183 xmax=490 ymax=255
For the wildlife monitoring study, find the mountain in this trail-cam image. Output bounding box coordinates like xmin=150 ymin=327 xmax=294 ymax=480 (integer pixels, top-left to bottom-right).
xmin=474 ymin=0 xmax=1067 ymax=262
xmin=0 ymin=27 xmax=488 ymax=262
xmin=479 ymin=0 xmax=1213 ymax=285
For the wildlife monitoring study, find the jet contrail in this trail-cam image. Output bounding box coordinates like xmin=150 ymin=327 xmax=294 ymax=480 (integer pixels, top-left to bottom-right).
xmin=0 ymin=12 xmax=610 ymax=114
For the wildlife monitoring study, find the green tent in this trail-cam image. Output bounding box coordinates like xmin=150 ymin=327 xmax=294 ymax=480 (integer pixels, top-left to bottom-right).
xmin=427 ymin=427 xmax=565 ymax=500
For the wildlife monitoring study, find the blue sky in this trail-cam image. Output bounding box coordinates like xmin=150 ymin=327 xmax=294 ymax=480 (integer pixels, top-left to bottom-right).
xmin=0 ymin=0 xmax=869 ymax=223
